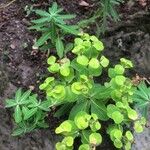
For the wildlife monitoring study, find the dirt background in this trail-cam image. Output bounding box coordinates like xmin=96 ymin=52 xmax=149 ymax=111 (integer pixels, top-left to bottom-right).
xmin=0 ymin=0 xmax=150 ymax=150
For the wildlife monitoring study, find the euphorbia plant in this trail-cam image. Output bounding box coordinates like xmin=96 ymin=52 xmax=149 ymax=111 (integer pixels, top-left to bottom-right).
xmin=55 ymin=111 xmax=102 ymax=150
xmin=29 ymin=2 xmax=79 ymax=58
xmin=5 ymin=89 xmax=51 ymax=136
xmin=39 ymin=33 xmax=146 ymax=150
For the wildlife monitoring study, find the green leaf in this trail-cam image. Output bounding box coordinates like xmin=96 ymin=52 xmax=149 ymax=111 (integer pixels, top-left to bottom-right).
xmin=89 ymin=133 xmax=102 ymax=145
xmin=56 ymin=37 xmax=64 ymax=58
xmin=17 ymin=90 xmax=31 ymax=105
xmin=79 ymin=144 xmax=90 ymax=150
xmin=100 ymin=56 xmax=109 ymax=67
xmin=15 ymin=89 xmax=22 ymax=102
xmin=55 ymin=120 xmax=77 ymax=134
xmin=55 ymin=142 xmax=66 ymax=150
xmin=140 ymin=117 xmax=146 ymax=125
xmin=90 ymin=121 xmax=101 ymax=132
xmin=114 ymin=139 xmax=123 ymax=148
xmin=138 ymin=82 xmax=150 ymax=99
xmin=63 ymin=136 xmax=74 ymax=147
xmin=60 ymin=66 xmax=70 ymax=76
xmin=57 ymin=24 xmax=79 ymax=35
xmin=90 ymin=35 xmax=99 ymax=42
xmin=5 ymin=99 xmax=17 ymax=108
xmin=93 ymin=40 xmax=104 ymax=51
xmin=31 ymin=17 xmax=49 ymax=24
xmin=64 ymin=68 xmax=74 ymax=82
xmin=39 ymin=100 xmax=51 ymax=111
xmin=76 ymin=55 xmax=89 ymax=66
xmin=108 ymin=68 xmax=116 ymax=78
xmin=89 ymin=58 xmax=100 ymax=69
xmin=69 ymin=101 xmax=89 ymax=120
xmin=111 ymin=111 xmax=124 ymax=124
xmin=74 ymin=111 xmax=91 ymax=129
xmin=35 ymin=9 xmax=50 ymax=17
xmin=134 ymin=121 xmax=144 ymax=133
xmin=116 ymin=102 xmax=125 ymax=108
xmin=50 ymin=2 xmax=58 ymax=13
xmin=120 ymin=58 xmax=133 ymax=68
xmin=39 ymin=77 xmax=54 ymax=90
xmin=48 ymin=85 xmax=66 ymax=100
xmin=115 ymin=75 xmax=126 ymax=86
xmin=35 ymin=32 xmax=51 ymax=47
xmin=22 ymin=107 xmax=38 ymax=120
xmin=91 ymin=99 xmax=108 ymax=121
xmin=71 ymin=82 xmax=82 ymax=95
xmin=12 ymin=127 xmax=24 ymax=136
xmin=64 ymin=86 xmax=78 ymax=102
xmin=114 ymin=64 xmax=125 ymax=74
xmin=20 ymin=90 xmax=31 ymax=103
xmin=89 ymin=84 xmax=112 ymax=100
xmin=48 ymin=63 xmax=60 ymax=72
xmin=81 ymin=130 xmax=91 ymax=144
xmin=57 ymin=14 xmax=76 ymax=20
xmin=127 ymin=108 xmax=138 ymax=120
xmin=14 ymin=105 xmax=22 ymax=123
xmin=107 ymin=104 xmax=120 ymax=118
xmin=29 ymin=24 xmax=44 ymax=31
xmin=125 ymin=131 xmax=133 ymax=141
xmin=125 ymin=142 xmax=131 ymax=150
xmin=113 ymin=129 xmax=122 ymax=140
xmin=64 ymin=43 xmax=74 ymax=54
xmin=74 ymin=38 xmax=83 ymax=45
xmin=133 ymin=81 xmax=150 ymax=118
xmin=47 ymin=56 xmax=56 ymax=65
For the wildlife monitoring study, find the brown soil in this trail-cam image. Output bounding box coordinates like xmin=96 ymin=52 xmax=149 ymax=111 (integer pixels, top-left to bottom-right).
xmin=0 ymin=0 xmax=150 ymax=150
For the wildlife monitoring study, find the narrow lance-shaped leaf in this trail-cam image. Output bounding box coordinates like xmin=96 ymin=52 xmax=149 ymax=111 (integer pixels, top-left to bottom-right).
xmin=22 ymin=107 xmax=38 ymax=120
xmin=29 ymin=24 xmax=44 ymax=31
xmin=35 ymin=32 xmax=51 ymax=47
xmin=35 ymin=9 xmax=51 ymax=17
xmin=5 ymin=99 xmax=17 ymax=108
xmin=15 ymin=89 xmax=22 ymax=103
xmin=38 ymin=100 xmax=51 ymax=111
xmin=31 ymin=17 xmax=49 ymax=24
xmin=57 ymin=24 xmax=79 ymax=35
xmin=20 ymin=90 xmax=31 ymax=103
xmin=12 ymin=127 xmax=25 ymax=136
xmin=56 ymin=37 xmax=64 ymax=58
xmin=56 ymin=14 xmax=76 ymax=20
xmin=50 ymin=2 xmax=58 ymax=13
xmin=14 ymin=105 xmax=22 ymax=123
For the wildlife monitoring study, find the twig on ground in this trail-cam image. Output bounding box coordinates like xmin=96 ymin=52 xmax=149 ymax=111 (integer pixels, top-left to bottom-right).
xmin=0 ymin=0 xmax=16 ymax=10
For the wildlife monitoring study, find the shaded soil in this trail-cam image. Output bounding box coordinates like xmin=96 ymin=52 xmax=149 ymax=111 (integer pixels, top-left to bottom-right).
xmin=0 ymin=0 xmax=150 ymax=150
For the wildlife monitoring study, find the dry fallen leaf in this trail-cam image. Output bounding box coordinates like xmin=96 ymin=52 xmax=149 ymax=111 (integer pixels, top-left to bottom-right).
xmin=79 ymin=0 xmax=90 ymax=7
xmin=29 ymin=85 xmax=35 ymax=91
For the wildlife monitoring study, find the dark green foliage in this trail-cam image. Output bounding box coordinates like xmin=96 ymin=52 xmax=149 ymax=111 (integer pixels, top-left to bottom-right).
xmin=79 ymin=0 xmax=124 ymax=34
xmin=133 ymin=81 xmax=150 ymax=118
xmin=5 ymin=89 xmax=51 ymax=136
xmin=99 ymin=0 xmax=124 ymax=23
xmin=29 ymin=2 xmax=79 ymax=57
